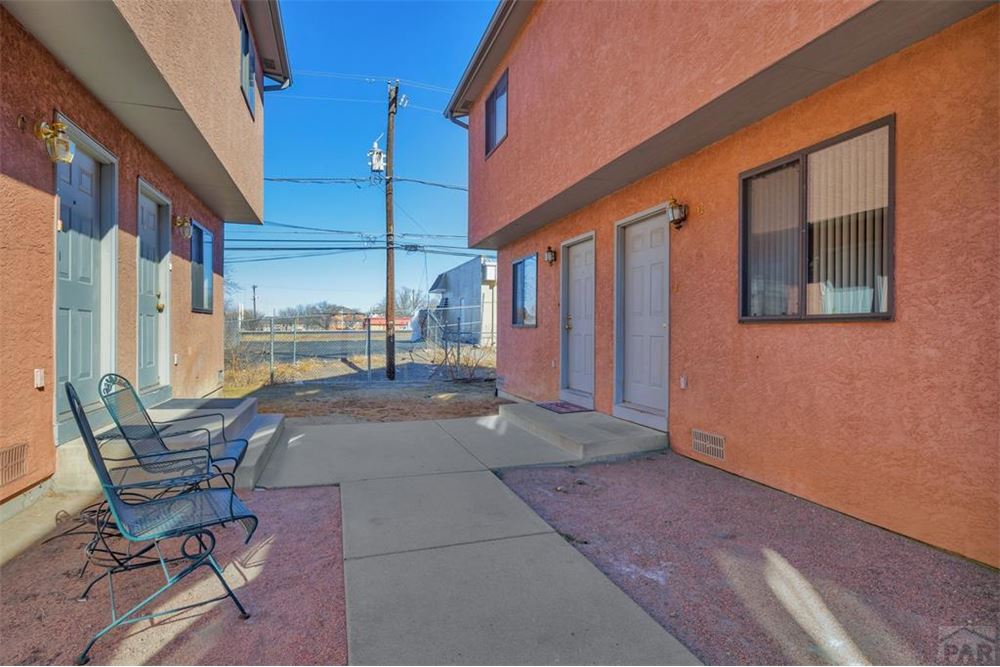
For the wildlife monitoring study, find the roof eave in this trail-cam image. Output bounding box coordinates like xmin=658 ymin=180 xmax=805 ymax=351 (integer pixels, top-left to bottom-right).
xmin=445 ymin=0 xmax=535 ymax=121
xmin=247 ymin=0 xmax=293 ymax=90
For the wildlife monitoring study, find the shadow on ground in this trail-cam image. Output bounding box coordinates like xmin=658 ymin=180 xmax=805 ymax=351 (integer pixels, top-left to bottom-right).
xmin=0 ymin=487 xmax=347 ymax=666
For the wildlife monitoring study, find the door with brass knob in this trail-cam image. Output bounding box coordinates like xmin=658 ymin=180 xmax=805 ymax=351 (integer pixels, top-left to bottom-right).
xmin=137 ymin=192 xmax=163 ymax=389
xmin=562 ymin=237 xmax=595 ymax=406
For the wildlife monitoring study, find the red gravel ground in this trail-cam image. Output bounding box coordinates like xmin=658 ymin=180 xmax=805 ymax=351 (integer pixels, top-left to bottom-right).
xmin=501 ymin=452 xmax=999 ymax=665
xmin=0 ymin=486 xmax=347 ymax=665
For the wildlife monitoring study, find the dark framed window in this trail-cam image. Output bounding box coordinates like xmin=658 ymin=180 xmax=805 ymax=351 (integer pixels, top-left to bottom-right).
xmin=512 ymin=254 xmax=537 ymax=327
xmin=739 ymin=116 xmax=894 ymax=321
xmin=191 ymin=222 xmax=214 ymax=313
xmin=240 ymin=11 xmax=256 ymax=118
xmin=485 ymin=71 xmax=508 ymax=156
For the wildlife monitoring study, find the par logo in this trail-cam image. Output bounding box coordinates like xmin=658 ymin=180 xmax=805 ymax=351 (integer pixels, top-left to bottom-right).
xmin=938 ymin=626 xmax=997 ymax=665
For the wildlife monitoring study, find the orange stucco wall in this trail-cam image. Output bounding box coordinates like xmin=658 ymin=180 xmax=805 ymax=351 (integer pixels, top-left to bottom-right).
xmin=467 ymin=0 xmax=877 ymax=246
xmin=494 ymin=8 xmax=999 ymax=566
xmin=0 ymin=8 xmax=226 ymax=501
xmin=112 ymin=0 xmax=265 ymax=220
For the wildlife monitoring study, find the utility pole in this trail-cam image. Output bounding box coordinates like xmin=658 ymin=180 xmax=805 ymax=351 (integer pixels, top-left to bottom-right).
xmin=252 ymin=284 xmax=258 ymax=321
xmin=385 ymin=81 xmax=398 ymax=380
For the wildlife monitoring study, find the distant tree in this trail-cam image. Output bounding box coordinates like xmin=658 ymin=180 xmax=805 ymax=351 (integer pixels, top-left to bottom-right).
xmin=371 ymin=286 xmax=428 ymax=316
xmin=224 ymin=276 xmax=242 ymax=318
xmin=276 ymin=300 xmax=358 ymax=329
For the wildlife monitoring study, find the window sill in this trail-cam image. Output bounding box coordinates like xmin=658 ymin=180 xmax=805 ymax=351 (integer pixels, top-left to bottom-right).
xmin=739 ymin=312 xmax=893 ymax=324
xmin=512 ymin=322 xmax=537 ymax=329
xmin=191 ymin=307 xmax=214 ymax=315
xmin=485 ymin=134 xmax=507 ymax=160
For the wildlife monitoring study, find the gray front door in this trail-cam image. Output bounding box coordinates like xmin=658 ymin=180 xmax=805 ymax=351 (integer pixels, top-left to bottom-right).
xmin=137 ymin=192 xmax=161 ymax=389
xmin=564 ymin=238 xmax=594 ymax=402
xmin=621 ymin=214 xmax=668 ymax=414
xmin=56 ymin=150 xmax=101 ymax=413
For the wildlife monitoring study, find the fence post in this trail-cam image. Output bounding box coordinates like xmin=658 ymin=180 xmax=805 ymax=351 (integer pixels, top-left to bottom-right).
xmin=269 ymin=317 xmax=275 ymax=384
xmin=292 ymin=317 xmax=298 ymax=365
xmin=366 ymin=318 xmax=372 ymax=383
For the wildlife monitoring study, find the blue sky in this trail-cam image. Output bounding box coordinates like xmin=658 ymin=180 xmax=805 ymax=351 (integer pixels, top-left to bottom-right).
xmin=225 ymin=0 xmax=497 ymax=316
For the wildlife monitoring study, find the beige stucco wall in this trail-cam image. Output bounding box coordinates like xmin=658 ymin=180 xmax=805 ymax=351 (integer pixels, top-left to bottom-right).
xmin=112 ymin=0 xmax=264 ymax=221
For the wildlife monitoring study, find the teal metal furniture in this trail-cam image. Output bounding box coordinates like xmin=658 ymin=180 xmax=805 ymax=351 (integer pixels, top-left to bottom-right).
xmin=66 ymin=382 xmax=258 ymax=665
xmin=98 ymin=373 xmax=248 ymax=480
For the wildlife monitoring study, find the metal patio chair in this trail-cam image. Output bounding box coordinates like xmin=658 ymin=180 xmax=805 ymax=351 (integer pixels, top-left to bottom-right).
xmin=65 ymin=382 xmax=258 ymax=665
xmin=98 ymin=373 xmax=249 ymax=480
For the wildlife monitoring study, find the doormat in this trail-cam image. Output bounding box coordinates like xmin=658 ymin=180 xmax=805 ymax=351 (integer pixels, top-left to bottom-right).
xmin=536 ymin=401 xmax=591 ymax=414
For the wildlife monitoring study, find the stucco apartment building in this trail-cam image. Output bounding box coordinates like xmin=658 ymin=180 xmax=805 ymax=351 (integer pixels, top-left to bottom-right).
xmin=447 ymin=1 xmax=999 ymax=566
xmin=0 ymin=1 xmax=290 ymax=506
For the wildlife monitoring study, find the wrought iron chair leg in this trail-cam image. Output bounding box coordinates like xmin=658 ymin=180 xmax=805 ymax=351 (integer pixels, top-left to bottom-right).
xmin=75 ymin=531 xmax=246 ymax=665
xmin=207 ymin=553 xmax=251 ymax=619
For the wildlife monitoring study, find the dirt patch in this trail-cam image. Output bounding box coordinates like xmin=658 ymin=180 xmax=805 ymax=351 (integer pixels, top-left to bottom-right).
xmin=502 ymin=452 xmax=1000 ymax=665
xmin=223 ymin=379 xmax=510 ymax=422
xmin=0 ymin=487 xmax=347 ymax=666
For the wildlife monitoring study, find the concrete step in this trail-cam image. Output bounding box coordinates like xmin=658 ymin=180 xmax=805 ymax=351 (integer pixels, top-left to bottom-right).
xmin=497 ymin=403 xmax=667 ymax=461
xmin=55 ymin=397 xmax=281 ymax=493
xmin=148 ymin=397 xmax=258 ymax=444
xmin=233 ymin=412 xmax=285 ymax=490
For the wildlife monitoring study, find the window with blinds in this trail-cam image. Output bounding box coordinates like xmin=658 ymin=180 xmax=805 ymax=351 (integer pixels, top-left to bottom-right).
xmin=740 ymin=118 xmax=893 ymax=320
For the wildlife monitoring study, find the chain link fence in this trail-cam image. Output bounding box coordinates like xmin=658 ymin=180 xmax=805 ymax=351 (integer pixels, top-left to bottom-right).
xmin=224 ymin=304 xmax=496 ymax=390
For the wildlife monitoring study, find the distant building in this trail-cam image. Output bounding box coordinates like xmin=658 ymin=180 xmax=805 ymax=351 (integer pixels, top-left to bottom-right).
xmin=367 ymin=315 xmax=412 ymax=332
xmin=428 ymin=256 xmax=497 ymax=346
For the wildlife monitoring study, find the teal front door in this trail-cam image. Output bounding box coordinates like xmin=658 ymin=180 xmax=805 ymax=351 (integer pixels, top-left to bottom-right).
xmin=137 ymin=192 xmax=162 ymax=389
xmin=56 ymin=149 xmax=102 ymax=414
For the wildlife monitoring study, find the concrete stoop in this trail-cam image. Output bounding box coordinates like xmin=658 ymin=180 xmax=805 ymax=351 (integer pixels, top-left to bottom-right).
xmin=498 ymin=403 xmax=667 ymax=461
xmin=52 ymin=397 xmax=285 ymax=493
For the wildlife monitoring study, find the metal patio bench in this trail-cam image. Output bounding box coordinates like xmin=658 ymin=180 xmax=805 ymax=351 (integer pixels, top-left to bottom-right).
xmin=66 ymin=382 xmax=258 ymax=665
xmin=98 ymin=373 xmax=249 ymax=480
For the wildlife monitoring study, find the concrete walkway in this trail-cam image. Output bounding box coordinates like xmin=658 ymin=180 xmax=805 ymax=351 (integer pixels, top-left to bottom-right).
xmin=260 ymin=416 xmax=699 ymax=665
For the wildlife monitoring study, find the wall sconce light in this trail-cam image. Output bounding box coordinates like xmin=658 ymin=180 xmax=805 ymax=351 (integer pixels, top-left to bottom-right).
xmin=173 ymin=215 xmax=193 ymax=239
xmin=666 ymin=196 xmax=689 ymax=230
xmin=34 ymin=121 xmax=74 ymax=163
xmin=544 ymin=246 xmax=557 ymax=265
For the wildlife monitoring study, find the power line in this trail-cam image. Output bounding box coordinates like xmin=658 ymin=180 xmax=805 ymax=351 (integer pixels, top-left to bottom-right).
xmin=295 ymin=69 xmax=453 ymax=94
xmin=276 ymin=93 xmax=443 ymax=114
xmin=265 ymin=175 xmax=467 ymax=192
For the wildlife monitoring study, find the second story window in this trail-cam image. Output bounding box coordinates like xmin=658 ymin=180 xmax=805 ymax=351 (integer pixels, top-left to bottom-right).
xmin=240 ymin=12 xmax=256 ymax=118
xmin=485 ymin=71 xmax=508 ymax=156
xmin=191 ymin=222 xmax=214 ymax=313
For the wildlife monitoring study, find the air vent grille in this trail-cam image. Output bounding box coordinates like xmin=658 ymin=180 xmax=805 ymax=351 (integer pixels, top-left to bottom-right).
xmin=692 ymin=429 xmax=725 ymax=460
xmin=1 ymin=443 xmax=28 ymax=486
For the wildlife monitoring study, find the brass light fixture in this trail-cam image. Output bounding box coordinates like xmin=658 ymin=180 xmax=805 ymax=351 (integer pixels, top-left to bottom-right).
xmin=35 ymin=121 xmax=74 ymax=163
xmin=666 ymin=196 xmax=689 ymax=230
xmin=173 ymin=215 xmax=193 ymax=240
xmin=544 ymin=246 xmax=557 ymax=265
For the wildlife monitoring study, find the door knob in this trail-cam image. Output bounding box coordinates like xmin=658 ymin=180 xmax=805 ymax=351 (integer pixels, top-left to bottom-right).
xmin=565 ymin=316 xmax=573 ymax=331
xmin=156 ymin=303 xmax=165 ymax=313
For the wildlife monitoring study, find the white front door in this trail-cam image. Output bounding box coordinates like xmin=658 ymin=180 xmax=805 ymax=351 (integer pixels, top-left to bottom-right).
xmin=137 ymin=192 xmax=162 ymax=389
xmin=619 ymin=213 xmax=668 ymax=427
xmin=562 ymin=238 xmax=594 ymax=406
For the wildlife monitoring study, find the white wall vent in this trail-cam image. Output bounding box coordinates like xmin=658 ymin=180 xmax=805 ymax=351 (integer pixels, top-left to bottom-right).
xmin=692 ymin=429 xmax=725 ymax=460
xmin=1 ymin=442 xmax=28 ymax=487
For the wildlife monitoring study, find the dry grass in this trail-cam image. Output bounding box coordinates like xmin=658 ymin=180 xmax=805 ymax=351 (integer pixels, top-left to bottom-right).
xmin=223 ymin=379 xmax=509 ymax=422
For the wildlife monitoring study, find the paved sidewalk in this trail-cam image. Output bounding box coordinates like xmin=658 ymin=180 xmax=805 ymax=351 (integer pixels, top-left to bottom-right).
xmin=260 ymin=416 xmax=700 ymax=665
